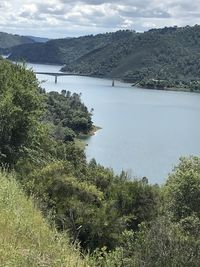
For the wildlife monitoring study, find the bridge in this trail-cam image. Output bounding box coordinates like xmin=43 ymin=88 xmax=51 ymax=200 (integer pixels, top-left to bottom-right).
xmin=34 ymin=71 xmax=116 ymax=86
xmin=34 ymin=72 xmax=89 ymax=84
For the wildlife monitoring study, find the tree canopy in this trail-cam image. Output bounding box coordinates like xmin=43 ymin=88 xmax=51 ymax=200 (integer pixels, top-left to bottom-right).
xmin=0 ymin=60 xmax=43 ymax=165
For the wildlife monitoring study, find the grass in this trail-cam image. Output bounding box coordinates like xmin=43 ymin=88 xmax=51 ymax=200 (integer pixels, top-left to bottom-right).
xmin=0 ymin=171 xmax=90 ymax=267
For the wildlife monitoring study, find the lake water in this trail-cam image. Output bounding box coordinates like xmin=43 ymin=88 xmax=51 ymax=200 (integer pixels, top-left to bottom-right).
xmin=27 ymin=62 xmax=200 ymax=184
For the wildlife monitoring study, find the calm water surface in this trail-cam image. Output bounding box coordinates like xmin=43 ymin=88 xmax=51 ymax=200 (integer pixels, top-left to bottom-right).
xmin=28 ymin=63 xmax=200 ymax=184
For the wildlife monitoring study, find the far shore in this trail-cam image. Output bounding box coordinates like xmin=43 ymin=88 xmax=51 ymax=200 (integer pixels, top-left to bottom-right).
xmin=135 ymin=84 xmax=200 ymax=94
xmin=10 ymin=59 xmax=200 ymax=94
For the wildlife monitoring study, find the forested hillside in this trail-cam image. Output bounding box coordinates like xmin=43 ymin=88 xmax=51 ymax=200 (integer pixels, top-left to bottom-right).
xmin=62 ymin=25 xmax=200 ymax=90
xmin=8 ymin=25 xmax=200 ymax=91
xmin=8 ymin=32 xmax=117 ymax=64
xmin=0 ymin=32 xmax=34 ymax=54
xmin=26 ymin=35 xmax=49 ymax=43
xmin=1 ymin=58 xmax=200 ymax=266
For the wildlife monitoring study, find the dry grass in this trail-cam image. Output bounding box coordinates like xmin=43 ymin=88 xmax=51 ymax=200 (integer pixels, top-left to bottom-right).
xmin=0 ymin=171 xmax=90 ymax=267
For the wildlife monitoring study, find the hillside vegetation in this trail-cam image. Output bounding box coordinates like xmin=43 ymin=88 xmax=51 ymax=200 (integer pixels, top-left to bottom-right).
xmin=9 ymin=32 xmax=116 ymax=64
xmin=8 ymin=25 xmax=200 ymax=91
xmin=0 ymin=32 xmax=34 ymax=55
xmin=1 ymin=58 xmax=200 ymax=266
xmin=0 ymin=171 xmax=88 ymax=267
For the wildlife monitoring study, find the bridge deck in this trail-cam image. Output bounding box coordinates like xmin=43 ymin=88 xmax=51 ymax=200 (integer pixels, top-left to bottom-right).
xmin=34 ymin=71 xmax=124 ymax=86
xmin=34 ymin=72 xmax=87 ymax=76
xmin=34 ymin=72 xmax=121 ymax=79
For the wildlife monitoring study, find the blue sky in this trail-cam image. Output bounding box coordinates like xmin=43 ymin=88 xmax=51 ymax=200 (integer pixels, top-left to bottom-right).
xmin=0 ymin=0 xmax=200 ymax=38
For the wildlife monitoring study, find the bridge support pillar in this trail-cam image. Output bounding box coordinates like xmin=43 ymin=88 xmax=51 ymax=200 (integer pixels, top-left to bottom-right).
xmin=112 ymin=79 xmax=115 ymax=87
xmin=55 ymin=75 xmax=58 ymax=84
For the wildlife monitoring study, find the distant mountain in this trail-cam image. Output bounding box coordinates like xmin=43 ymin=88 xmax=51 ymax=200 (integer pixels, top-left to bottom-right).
xmin=0 ymin=32 xmax=50 ymax=55
xmin=8 ymin=25 xmax=200 ymax=90
xmin=26 ymin=36 xmax=49 ymax=43
xmin=0 ymin=32 xmax=34 ymax=55
xmin=9 ymin=32 xmax=118 ymax=64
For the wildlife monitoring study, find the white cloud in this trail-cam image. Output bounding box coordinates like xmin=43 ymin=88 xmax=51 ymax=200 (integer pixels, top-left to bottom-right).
xmin=0 ymin=0 xmax=200 ymax=38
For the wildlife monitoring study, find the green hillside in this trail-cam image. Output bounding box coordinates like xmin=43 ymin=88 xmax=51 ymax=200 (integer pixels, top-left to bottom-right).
xmin=0 ymin=171 xmax=88 ymax=267
xmin=62 ymin=25 xmax=200 ymax=90
xmin=9 ymin=32 xmax=117 ymax=64
xmin=0 ymin=32 xmax=34 ymax=55
xmin=9 ymin=25 xmax=200 ymax=90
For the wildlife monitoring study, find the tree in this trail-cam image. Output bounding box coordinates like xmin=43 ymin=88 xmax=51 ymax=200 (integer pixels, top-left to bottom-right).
xmin=165 ymin=157 xmax=200 ymax=221
xmin=0 ymin=60 xmax=43 ymax=166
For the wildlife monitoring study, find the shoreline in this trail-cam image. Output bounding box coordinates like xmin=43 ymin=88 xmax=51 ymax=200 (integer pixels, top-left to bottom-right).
xmin=135 ymin=85 xmax=200 ymax=94
xmin=13 ymin=59 xmax=200 ymax=94
xmin=77 ymin=125 xmax=102 ymax=140
xmin=75 ymin=126 xmax=102 ymax=150
xmin=60 ymin=70 xmax=200 ymax=94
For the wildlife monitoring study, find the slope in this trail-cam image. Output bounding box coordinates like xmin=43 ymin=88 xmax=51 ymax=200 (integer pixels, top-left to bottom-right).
xmin=0 ymin=171 xmax=88 ymax=267
xmin=62 ymin=26 xmax=200 ymax=82
xmin=9 ymin=32 xmax=117 ymax=64
xmin=0 ymin=32 xmax=34 ymax=55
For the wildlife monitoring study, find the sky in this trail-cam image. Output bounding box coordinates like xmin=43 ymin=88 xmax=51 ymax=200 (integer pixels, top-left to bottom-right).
xmin=0 ymin=0 xmax=200 ymax=38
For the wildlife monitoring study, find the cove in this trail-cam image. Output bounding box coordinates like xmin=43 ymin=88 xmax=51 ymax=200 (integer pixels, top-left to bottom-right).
xmin=28 ymin=62 xmax=200 ymax=184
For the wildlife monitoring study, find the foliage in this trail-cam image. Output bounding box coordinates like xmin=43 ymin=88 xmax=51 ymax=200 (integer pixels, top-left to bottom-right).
xmin=0 ymin=60 xmax=93 ymax=167
xmin=0 ymin=171 xmax=89 ymax=267
xmin=1 ymin=59 xmax=200 ymax=266
xmin=109 ymin=179 xmax=159 ymax=231
xmin=44 ymin=90 xmax=93 ymax=137
xmin=118 ymin=217 xmax=200 ymax=267
xmin=16 ymin=157 xmax=159 ymax=252
xmin=165 ymin=157 xmax=200 ymax=221
xmin=113 ymin=157 xmax=200 ymax=266
xmin=0 ymin=60 xmax=43 ymax=166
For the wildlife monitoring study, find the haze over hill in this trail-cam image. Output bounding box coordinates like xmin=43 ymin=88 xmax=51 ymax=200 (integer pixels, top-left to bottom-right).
xmin=8 ymin=32 xmax=118 ymax=64
xmin=8 ymin=25 xmax=200 ymax=91
xmin=26 ymin=35 xmax=49 ymax=43
xmin=0 ymin=31 xmax=50 ymax=55
xmin=0 ymin=32 xmax=34 ymax=49
xmin=0 ymin=32 xmax=34 ymax=55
